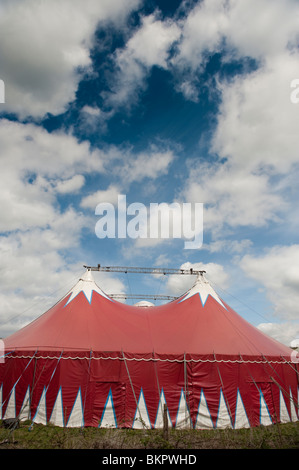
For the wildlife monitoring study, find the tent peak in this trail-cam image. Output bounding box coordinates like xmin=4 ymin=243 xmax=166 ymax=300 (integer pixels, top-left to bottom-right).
xmin=79 ymin=269 xmax=95 ymax=282
xmin=64 ymin=269 xmax=112 ymax=305
xmin=179 ymin=271 xmax=226 ymax=308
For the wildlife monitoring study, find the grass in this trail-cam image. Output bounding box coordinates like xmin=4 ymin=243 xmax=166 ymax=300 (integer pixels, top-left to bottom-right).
xmin=0 ymin=420 xmax=298 ymax=449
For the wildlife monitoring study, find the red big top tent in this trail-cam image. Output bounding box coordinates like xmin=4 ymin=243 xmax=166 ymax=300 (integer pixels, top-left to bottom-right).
xmin=0 ymin=269 xmax=298 ymax=429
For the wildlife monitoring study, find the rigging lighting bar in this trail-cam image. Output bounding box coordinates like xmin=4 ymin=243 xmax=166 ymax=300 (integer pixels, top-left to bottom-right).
xmin=108 ymin=293 xmax=178 ymax=301
xmin=83 ymin=264 xmax=205 ymax=275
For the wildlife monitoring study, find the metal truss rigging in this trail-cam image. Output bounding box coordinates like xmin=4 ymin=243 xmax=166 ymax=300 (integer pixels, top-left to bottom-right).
xmin=84 ymin=264 xmax=204 ymax=275
xmin=108 ymin=293 xmax=178 ymax=301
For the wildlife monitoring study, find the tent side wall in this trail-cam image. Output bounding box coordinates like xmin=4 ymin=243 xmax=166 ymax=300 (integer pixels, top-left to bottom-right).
xmin=1 ymin=353 xmax=298 ymax=429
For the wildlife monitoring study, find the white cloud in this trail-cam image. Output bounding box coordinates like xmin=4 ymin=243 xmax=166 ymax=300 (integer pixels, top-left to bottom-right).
xmin=0 ymin=234 xmax=126 ymax=336
xmin=0 ymin=116 xmax=176 ymax=338
xmin=173 ymin=0 xmax=229 ymax=71
xmin=0 ymin=117 xmax=114 ymax=336
xmin=80 ymin=147 xmax=175 ymax=211
xmin=102 ymin=11 xmax=180 ymax=109
xmin=0 ymin=0 xmax=140 ymax=118
xmin=240 ymin=245 xmax=299 ymax=322
xmin=177 ymin=80 xmax=200 ymax=102
xmin=256 ymin=322 xmax=299 ymax=348
xmin=124 ymin=13 xmax=179 ymax=69
xmin=173 ymin=0 xmax=299 ymax=75
xmin=79 ymin=105 xmax=114 ymax=134
xmin=203 ymin=239 xmax=253 ymax=254
xmin=81 ymin=105 xmax=101 ymax=117
xmin=118 ymin=149 xmax=175 ymax=184
xmin=92 ymin=271 xmax=126 ymax=298
xmin=166 ymin=261 xmax=230 ymax=297
xmin=212 ymin=53 xmax=299 ymax=175
xmin=81 ymin=184 xmax=121 ymax=209
xmin=174 ymin=0 xmax=299 ymax=239
xmin=0 ymin=228 xmax=85 ymax=336
xmin=0 ymin=119 xmax=107 ymax=231
xmin=225 ymin=0 xmax=299 ymax=61
xmin=55 ymin=175 xmax=85 ymax=194
xmin=182 ymin=162 xmax=284 ymax=237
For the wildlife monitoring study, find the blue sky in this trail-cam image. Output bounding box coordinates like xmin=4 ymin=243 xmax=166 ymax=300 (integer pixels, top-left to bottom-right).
xmin=0 ymin=0 xmax=299 ymax=346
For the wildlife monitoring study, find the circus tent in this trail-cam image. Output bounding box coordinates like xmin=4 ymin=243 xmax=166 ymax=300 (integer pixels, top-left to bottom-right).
xmin=0 ymin=268 xmax=298 ymax=429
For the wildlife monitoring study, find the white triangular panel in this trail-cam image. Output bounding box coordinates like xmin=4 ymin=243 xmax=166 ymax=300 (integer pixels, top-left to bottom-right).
xmin=260 ymin=390 xmax=272 ymax=426
xmin=154 ymin=388 xmax=172 ymax=429
xmin=49 ymin=388 xmax=64 ymax=427
xmin=290 ymin=389 xmax=298 ymax=422
xmin=175 ymin=389 xmax=191 ymax=429
xmin=67 ymin=388 xmax=84 ymax=428
xmin=179 ymin=273 xmax=226 ymax=308
xmin=64 ymin=270 xmax=111 ymax=306
xmin=234 ymin=390 xmax=250 ymax=429
xmin=279 ymin=390 xmax=290 ymax=423
xmin=100 ymin=389 xmax=117 ymax=428
xmin=216 ymin=390 xmax=232 ymax=429
xmin=195 ymin=390 xmax=214 ymax=429
xmin=33 ymin=387 xmax=47 ymax=425
xmin=3 ymin=386 xmax=16 ymax=419
xmin=19 ymin=386 xmax=31 ymax=421
xmin=133 ymin=388 xmax=151 ymax=429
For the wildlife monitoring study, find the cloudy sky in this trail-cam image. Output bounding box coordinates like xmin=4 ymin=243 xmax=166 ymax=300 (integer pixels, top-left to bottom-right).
xmin=0 ymin=0 xmax=299 ymax=346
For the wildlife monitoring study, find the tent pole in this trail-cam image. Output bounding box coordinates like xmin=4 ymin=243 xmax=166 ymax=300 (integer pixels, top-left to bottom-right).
xmin=239 ymin=353 xmax=260 ymax=393
xmin=152 ymin=351 xmax=162 ymax=422
xmin=262 ymin=354 xmax=292 ymax=397
xmin=281 ymin=354 xmax=299 ymax=413
xmin=16 ymin=351 xmax=39 ymax=422
xmin=214 ymin=352 xmax=233 ymax=427
xmin=30 ymin=353 xmax=38 ymax=420
xmin=29 ymin=351 xmax=64 ymax=429
xmin=184 ymin=353 xmax=187 ymax=426
xmin=262 ymin=354 xmax=299 ymax=422
xmin=183 ymin=353 xmax=192 ymax=429
xmin=239 ymin=353 xmax=269 ymax=426
xmin=263 ymin=355 xmax=299 ymax=416
xmin=2 ymin=352 xmax=37 ymax=409
xmin=152 ymin=350 xmax=161 ymax=397
xmin=122 ymin=351 xmax=144 ymax=428
xmin=82 ymin=350 xmax=92 ymax=429
xmin=2 ymin=351 xmax=37 ymax=430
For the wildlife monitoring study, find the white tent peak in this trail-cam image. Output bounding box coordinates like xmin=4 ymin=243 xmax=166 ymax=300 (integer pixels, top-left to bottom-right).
xmin=64 ymin=269 xmax=112 ymax=305
xmin=79 ymin=269 xmax=95 ymax=283
xmin=179 ymin=272 xmax=226 ymax=308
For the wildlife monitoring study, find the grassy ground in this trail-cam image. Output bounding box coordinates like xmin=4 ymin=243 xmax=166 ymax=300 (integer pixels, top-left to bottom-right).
xmin=0 ymin=420 xmax=298 ymax=449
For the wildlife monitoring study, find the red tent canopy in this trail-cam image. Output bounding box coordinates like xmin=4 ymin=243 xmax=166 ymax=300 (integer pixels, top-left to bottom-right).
xmin=1 ymin=270 xmax=298 ymax=429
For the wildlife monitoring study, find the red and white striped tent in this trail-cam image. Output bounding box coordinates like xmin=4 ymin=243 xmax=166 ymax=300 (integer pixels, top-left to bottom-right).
xmin=1 ymin=269 xmax=298 ymax=429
